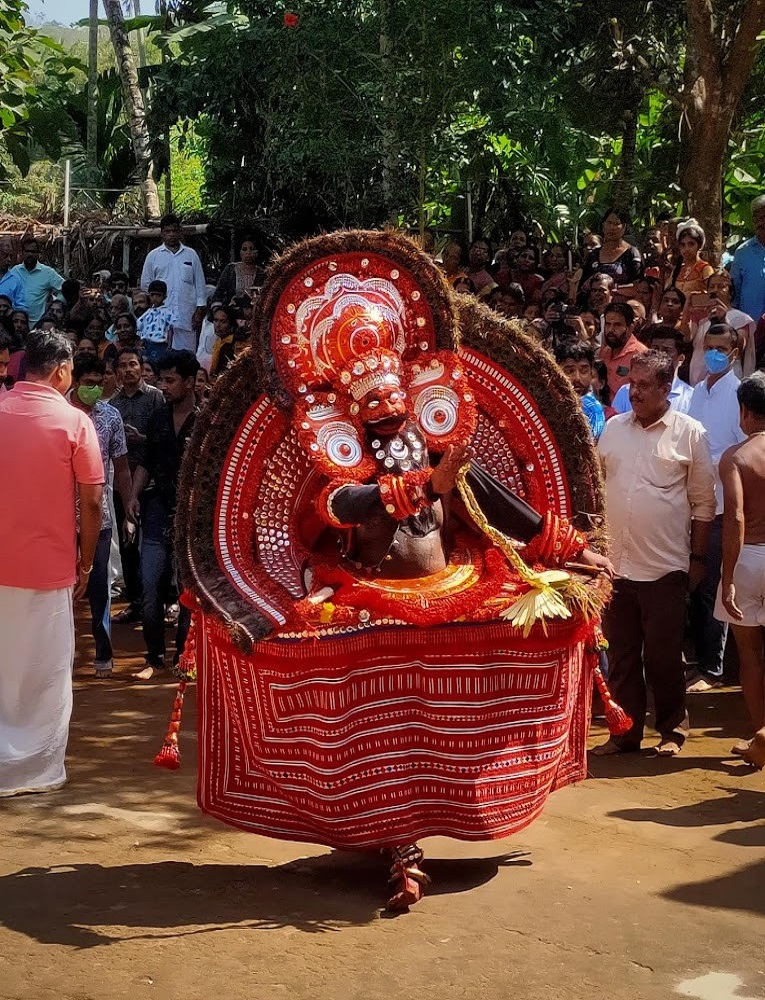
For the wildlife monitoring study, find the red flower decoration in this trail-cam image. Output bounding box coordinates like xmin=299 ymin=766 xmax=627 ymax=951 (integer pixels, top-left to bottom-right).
xmin=283 ymin=12 xmax=299 ymax=27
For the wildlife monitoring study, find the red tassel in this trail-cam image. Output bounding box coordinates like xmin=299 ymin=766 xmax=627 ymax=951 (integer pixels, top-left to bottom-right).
xmin=154 ymin=678 xmax=187 ymax=769
xmin=593 ymin=664 xmax=633 ymax=736
xmin=153 ymin=613 xmax=199 ymax=770
xmin=154 ymin=736 xmax=181 ymax=770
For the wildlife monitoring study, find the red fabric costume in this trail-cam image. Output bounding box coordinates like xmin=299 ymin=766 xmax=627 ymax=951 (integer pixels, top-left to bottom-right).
xmin=167 ymin=231 xmax=614 ymax=908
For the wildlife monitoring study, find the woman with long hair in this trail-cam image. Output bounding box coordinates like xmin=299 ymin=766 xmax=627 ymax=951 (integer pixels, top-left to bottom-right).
xmin=540 ymin=243 xmax=576 ymax=302
xmin=579 ymin=208 xmax=643 ymax=290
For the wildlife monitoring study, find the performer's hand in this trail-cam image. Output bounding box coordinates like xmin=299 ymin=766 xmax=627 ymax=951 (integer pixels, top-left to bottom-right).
xmin=579 ymin=548 xmax=615 ymax=578
xmin=722 ymin=583 xmax=743 ymax=622
xmin=430 ymin=444 xmax=474 ymax=495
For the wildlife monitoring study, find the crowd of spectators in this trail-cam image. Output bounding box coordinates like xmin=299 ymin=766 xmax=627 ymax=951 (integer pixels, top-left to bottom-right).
xmin=2 ymin=197 xmax=765 ymax=762
xmin=0 ymin=215 xmax=257 ymax=680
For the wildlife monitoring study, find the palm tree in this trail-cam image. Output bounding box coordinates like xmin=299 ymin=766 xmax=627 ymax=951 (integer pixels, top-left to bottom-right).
xmin=102 ymin=0 xmax=160 ymax=220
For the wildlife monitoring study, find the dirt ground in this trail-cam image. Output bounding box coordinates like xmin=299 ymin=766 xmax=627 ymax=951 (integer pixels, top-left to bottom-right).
xmin=2 ymin=611 xmax=765 ymax=1000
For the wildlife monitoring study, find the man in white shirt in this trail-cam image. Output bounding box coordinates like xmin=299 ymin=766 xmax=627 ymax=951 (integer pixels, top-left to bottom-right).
xmin=612 ymin=325 xmax=693 ymax=415
xmin=595 ymin=350 xmax=716 ymax=757
xmin=687 ymin=323 xmax=747 ymax=691
xmin=140 ymin=215 xmax=207 ymax=353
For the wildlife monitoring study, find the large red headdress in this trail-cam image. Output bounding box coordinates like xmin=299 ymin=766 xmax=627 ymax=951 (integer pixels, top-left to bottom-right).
xmin=271 ymin=254 xmax=434 ymax=396
xmin=263 ymin=240 xmax=476 ymax=479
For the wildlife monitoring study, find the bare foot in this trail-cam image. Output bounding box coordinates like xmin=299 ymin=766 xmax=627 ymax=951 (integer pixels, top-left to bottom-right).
xmin=655 ymin=740 xmax=682 ymax=757
xmin=132 ymin=665 xmax=158 ymax=681
xmin=590 ymin=738 xmax=639 ymax=756
xmin=731 ymin=739 xmax=753 ymax=757
xmin=742 ymin=731 xmax=765 ymax=770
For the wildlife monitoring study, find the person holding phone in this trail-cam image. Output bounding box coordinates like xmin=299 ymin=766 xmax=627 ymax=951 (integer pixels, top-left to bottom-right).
xmin=685 ymin=271 xmax=755 ymax=385
xmin=541 ymin=243 xmax=577 ymax=302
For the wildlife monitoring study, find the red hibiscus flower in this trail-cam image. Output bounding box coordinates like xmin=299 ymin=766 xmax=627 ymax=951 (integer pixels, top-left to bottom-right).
xmin=283 ymin=12 xmax=299 ymax=28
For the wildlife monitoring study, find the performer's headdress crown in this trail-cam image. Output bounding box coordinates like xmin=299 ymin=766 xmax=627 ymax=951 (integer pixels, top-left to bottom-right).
xmin=337 ymin=349 xmax=402 ymax=402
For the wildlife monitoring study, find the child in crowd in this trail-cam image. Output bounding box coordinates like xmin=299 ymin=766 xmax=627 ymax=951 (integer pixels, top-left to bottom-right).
xmin=142 ymin=357 xmax=160 ymax=386
xmin=138 ymin=280 xmax=176 ymax=364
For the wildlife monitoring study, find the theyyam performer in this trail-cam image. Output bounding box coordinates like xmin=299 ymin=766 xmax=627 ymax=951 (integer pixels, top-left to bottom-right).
xmin=158 ymin=230 xmax=626 ymax=912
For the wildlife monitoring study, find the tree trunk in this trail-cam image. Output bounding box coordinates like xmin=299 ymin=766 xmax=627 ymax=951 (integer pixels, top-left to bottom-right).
xmin=680 ymin=0 xmax=765 ymax=262
xmin=86 ymin=0 xmax=98 ymax=179
xmin=103 ymin=0 xmax=160 ymax=221
xmin=379 ymin=0 xmax=398 ymax=221
xmin=612 ymin=108 xmax=637 ymax=214
xmin=680 ymin=111 xmax=730 ymax=263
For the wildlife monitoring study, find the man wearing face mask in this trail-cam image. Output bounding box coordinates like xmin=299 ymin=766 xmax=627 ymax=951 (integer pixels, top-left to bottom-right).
xmin=70 ymin=354 xmax=133 ymax=678
xmin=687 ymin=324 xmax=747 ymax=691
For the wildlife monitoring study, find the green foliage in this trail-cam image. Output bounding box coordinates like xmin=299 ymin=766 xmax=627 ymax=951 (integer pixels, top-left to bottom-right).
xmin=2 ymin=0 xmax=764 ymax=245
xmin=0 ymin=0 xmax=45 ymax=132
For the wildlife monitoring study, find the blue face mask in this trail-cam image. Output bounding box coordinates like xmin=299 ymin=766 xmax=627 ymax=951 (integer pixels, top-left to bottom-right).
xmin=704 ymin=348 xmax=732 ymax=375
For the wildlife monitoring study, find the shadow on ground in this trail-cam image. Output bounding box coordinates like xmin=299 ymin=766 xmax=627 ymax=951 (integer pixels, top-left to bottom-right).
xmin=607 ymin=787 xmax=765 ymax=833
xmin=600 ymin=785 xmax=765 ymax=919
xmin=0 ymin=852 xmax=530 ymax=948
xmin=664 ymin=858 xmax=765 ymax=918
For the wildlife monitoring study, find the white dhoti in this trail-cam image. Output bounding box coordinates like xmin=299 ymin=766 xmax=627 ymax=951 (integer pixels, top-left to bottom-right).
xmin=715 ymin=543 xmax=765 ymax=627
xmin=0 ymin=585 xmax=74 ymax=797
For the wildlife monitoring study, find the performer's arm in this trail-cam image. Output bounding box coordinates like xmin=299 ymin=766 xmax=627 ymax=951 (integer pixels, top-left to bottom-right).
xmin=330 ymin=483 xmax=387 ymax=525
xmin=325 ymin=465 xmax=439 ymax=527
xmin=466 ymin=457 xmax=613 ymax=574
xmin=465 ymin=460 xmax=541 ymax=543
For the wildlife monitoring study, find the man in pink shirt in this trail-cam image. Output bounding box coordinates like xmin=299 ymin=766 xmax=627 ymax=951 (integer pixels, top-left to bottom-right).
xmin=0 ymin=330 xmax=104 ymax=797
xmin=598 ymin=301 xmax=649 ymax=398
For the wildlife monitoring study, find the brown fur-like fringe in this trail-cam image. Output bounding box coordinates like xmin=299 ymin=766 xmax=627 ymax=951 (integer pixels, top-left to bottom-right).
xmin=455 ymin=295 xmax=607 ymax=550
xmin=176 ymin=232 xmax=607 ymax=645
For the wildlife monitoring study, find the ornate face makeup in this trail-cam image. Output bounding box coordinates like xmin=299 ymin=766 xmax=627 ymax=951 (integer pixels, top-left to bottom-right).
xmin=359 ymin=384 xmax=408 ymax=435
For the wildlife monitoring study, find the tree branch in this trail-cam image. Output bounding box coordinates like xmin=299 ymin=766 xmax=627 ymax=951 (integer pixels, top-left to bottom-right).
xmin=721 ymin=0 xmax=765 ymax=110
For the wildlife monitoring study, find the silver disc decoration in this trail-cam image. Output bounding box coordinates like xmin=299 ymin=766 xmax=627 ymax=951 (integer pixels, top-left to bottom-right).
xmin=317 ymin=421 xmax=364 ymax=468
xmin=414 ymin=386 xmax=460 ymax=437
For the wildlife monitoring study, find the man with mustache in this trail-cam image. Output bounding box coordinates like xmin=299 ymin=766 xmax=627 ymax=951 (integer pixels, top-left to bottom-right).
xmin=598 ymin=301 xmax=648 ymax=398
xmin=596 ymin=350 xmax=716 ymax=757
